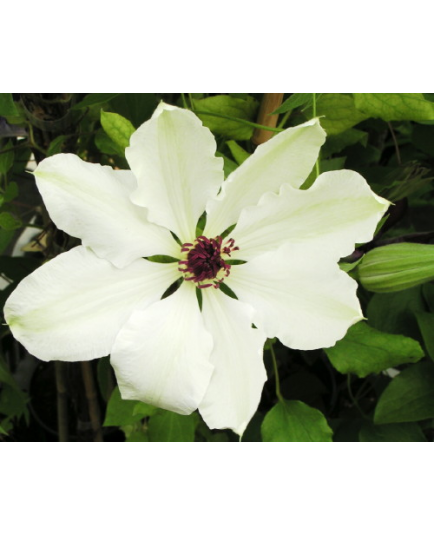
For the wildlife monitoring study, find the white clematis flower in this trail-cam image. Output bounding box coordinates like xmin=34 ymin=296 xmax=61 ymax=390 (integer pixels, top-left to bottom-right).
xmin=4 ymin=102 xmax=389 ymax=435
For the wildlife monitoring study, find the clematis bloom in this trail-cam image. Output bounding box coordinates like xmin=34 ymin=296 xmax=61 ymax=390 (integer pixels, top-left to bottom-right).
xmin=4 ymin=103 xmax=389 ymax=435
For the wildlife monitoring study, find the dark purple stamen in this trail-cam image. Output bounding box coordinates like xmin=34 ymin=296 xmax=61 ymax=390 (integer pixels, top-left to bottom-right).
xmin=178 ymin=236 xmax=239 ymax=289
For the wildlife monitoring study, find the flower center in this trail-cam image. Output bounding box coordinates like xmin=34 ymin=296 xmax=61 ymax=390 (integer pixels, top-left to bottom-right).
xmin=178 ymin=236 xmax=239 ymax=289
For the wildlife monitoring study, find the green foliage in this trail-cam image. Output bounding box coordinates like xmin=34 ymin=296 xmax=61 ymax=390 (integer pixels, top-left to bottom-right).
xmin=415 ymin=312 xmax=434 ymax=360
xmin=261 ymin=399 xmax=333 ymax=442
xmin=315 ymin=93 xmax=368 ymax=134
xmin=374 ymin=362 xmax=434 ymax=424
xmin=367 ymin=287 xmax=426 ymax=339
xmin=354 ymin=93 xmax=434 ymax=121
xmin=110 ymin=93 xmax=157 ymax=128
xmin=217 ymin=151 xmax=238 ymax=177
xmin=0 ymin=93 xmax=19 ymax=117
xmin=47 ymin=135 xmax=71 ymax=156
xmin=273 ymin=93 xmax=313 ymax=114
xmin=193 ymin=95 xmax=258 ymax=140
xmin=359 ymin=422 xmax=426 ymax=442
xmin=325 ymin=322 xmax=424 ymax=378
xmin=226 ymin=140 xmax=250 ymax=165
xmin=0 ymin=141 xmax=15 ymax=176
xmin=2 ymin=182 xmax=19 ymax=203
xmin=100 ymin=111 xmax=136 ymax=156
xmin=148 ymin=410 xmax=198 ymax=442
xmin=0 ymin=357 xmax=28 ymax=433
xmin=72 ymin=93 xmax=120 ymax=110
xmin=0 ymin=212 xmax=22 ymax=230
xmin=322 ymin=128 xmax=368 ymax=158
xmin=104 ymin=386 xmax=157 ymax=427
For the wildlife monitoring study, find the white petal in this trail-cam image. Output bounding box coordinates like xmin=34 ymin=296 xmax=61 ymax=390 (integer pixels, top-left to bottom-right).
xmin=231 ymin=170 xmax=390 ymax=261
xmin=199 ymin=288 xmax=267 ymax=436
xmin=34 ymin=153 xmax=179 ymax=268
xmin=110 ymin=282 xmax=214 ymax=415
xmin=204 ymin=118 xmax=326 ymax=237
xmin=4 ymin=246 xmax=179 ymax=361
xmin=126 ymin=103 xmax=224 ymax=243
xmin=228 ymin=244 xmax=363 ymax=350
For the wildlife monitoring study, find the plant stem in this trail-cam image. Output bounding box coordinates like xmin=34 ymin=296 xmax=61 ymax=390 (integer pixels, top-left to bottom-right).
xmin=269 ymin=341 xmax=283 ymax=402
xmin=55 ymin=362 xmax=69 ymax=442
xmin=347 ymin=374 xmax=368 ymax=419
xmin=388 ymin=122 xmax=402 ymax=165
xmin=252 ymin=93 xmax=284 ymax=144
xmin=80 ymin=361 xmax=103 ymax=442
xmin=181 ymin=94 xmax=189 ymax=109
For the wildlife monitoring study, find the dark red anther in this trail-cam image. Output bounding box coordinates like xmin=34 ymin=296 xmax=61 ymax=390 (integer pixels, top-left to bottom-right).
xmin=178 ymin=235 xmax=239 ymax=289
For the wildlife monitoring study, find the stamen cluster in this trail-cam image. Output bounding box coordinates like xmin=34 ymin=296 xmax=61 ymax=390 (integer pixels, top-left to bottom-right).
xmin=178 ymin=236 xmax=239 ymax=289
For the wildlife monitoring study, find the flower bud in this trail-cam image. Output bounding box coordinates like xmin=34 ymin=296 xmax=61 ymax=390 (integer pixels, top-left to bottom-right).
xmin=357 ymin=243 xmax=434 ymax=293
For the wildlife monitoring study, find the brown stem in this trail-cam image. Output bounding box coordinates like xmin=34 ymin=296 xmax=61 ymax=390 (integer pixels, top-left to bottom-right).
xmin=80 ymin=361 xmax=103 ymax=442
xmin=252 ymin=93 xmax=284 ymax=145
xmin=55 ymin=362 xmax=69 ymax=442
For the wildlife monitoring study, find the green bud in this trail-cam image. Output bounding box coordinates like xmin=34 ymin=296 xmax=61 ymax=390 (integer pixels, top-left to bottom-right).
xmin=357 ymin=243 xmax=434 ymax=293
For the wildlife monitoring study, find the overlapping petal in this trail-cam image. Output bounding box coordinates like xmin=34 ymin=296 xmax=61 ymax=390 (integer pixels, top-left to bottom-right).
xmin=4 ymin=246 xmax=179 ymax=361
xmin=198 ymin=288 xmax=267 ymax=436
xmin=231 ymin=170 xmax=390 ymax=261
xmin=204 ymin=118 xmax=326 ymax=237
xmin=126 ymin=102 xmax=224 ymax=243
xmin=34 ymin=154 xmax=179 ymax=268
xmin=228 ymin=244 xmax=363 ymax=350
xmin=110 ymin=283 xmax=214 ymax=415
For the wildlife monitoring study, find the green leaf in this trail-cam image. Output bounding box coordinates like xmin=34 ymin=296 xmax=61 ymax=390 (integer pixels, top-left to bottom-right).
xmin=0 ymin=385 xmax=28 ymax=418
xmin=47 ymin=135 xmax=71 ymax=156
xmin=126 ymin=430 xmax=150 ymax=442
xmin=357 ymin=243 xmax=434 ymax=293
xmin=110 ymin=93 xmax=157 ymax=128
xmin=374 ymin=362 xmax=434 ymax=424
xmin=3 ymin=182 xmax=19 ymax=203
xmin=0 ymin=141 xmax=14 ymax=176
xmin=359 ymin=422 xmax=426 ymax=442
xmin=322 ymin=128 xmax=368 ymax=158
xmin=148 ymin=410 xmax=198 ymax=442
xmin=133 ymin=401 xmax=158 ymax=418
xmin=302 ymin=156 xmax=347 ymax=189
xmin=226 ymin=140 xmax=250 ymax=165
xmin=325 ymin=322 xmax=424 ymax=378
xmin=100 ymin=111 xmax=135 ymax=156
xmin=261 ymin=399 xmax=333 ymax=442
xmin=193 ymin=95 xmax=258 ymax=140
xmin=367 ymin=286 xmax=426 ymax=340
xmin=316 ymin=94 xmax=368 ymax=135
xmin=0 ymin=212 xmax=21 ymax=231
xmin=103 ymin=386 xmax=150 ymax=426
xmin=415 ymin=312 xmax=434 ymax=360
xmin=94 ymin=129 xmax=121 ymax=156
xmin=0 ymin=94 xmax=19 ymax=117
xmin=72 ymin=93 xmax=120 ymax=110
xmin=423 ymin=283 xmax=434 ymax=313
xmin=216 ymin=151 xmax=238 ymax=178
xmin=272 ymin=93 xmax=312 ymax=114
xmin=354 ymin=93 xmax=434 ymax=121
xmin=370 ymin=162 xmax=433 ymax=202
xmin=0 ymin=422 xmax=9 ymax=435
xmin=0 ymin=229 xmax=14 ymax=254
